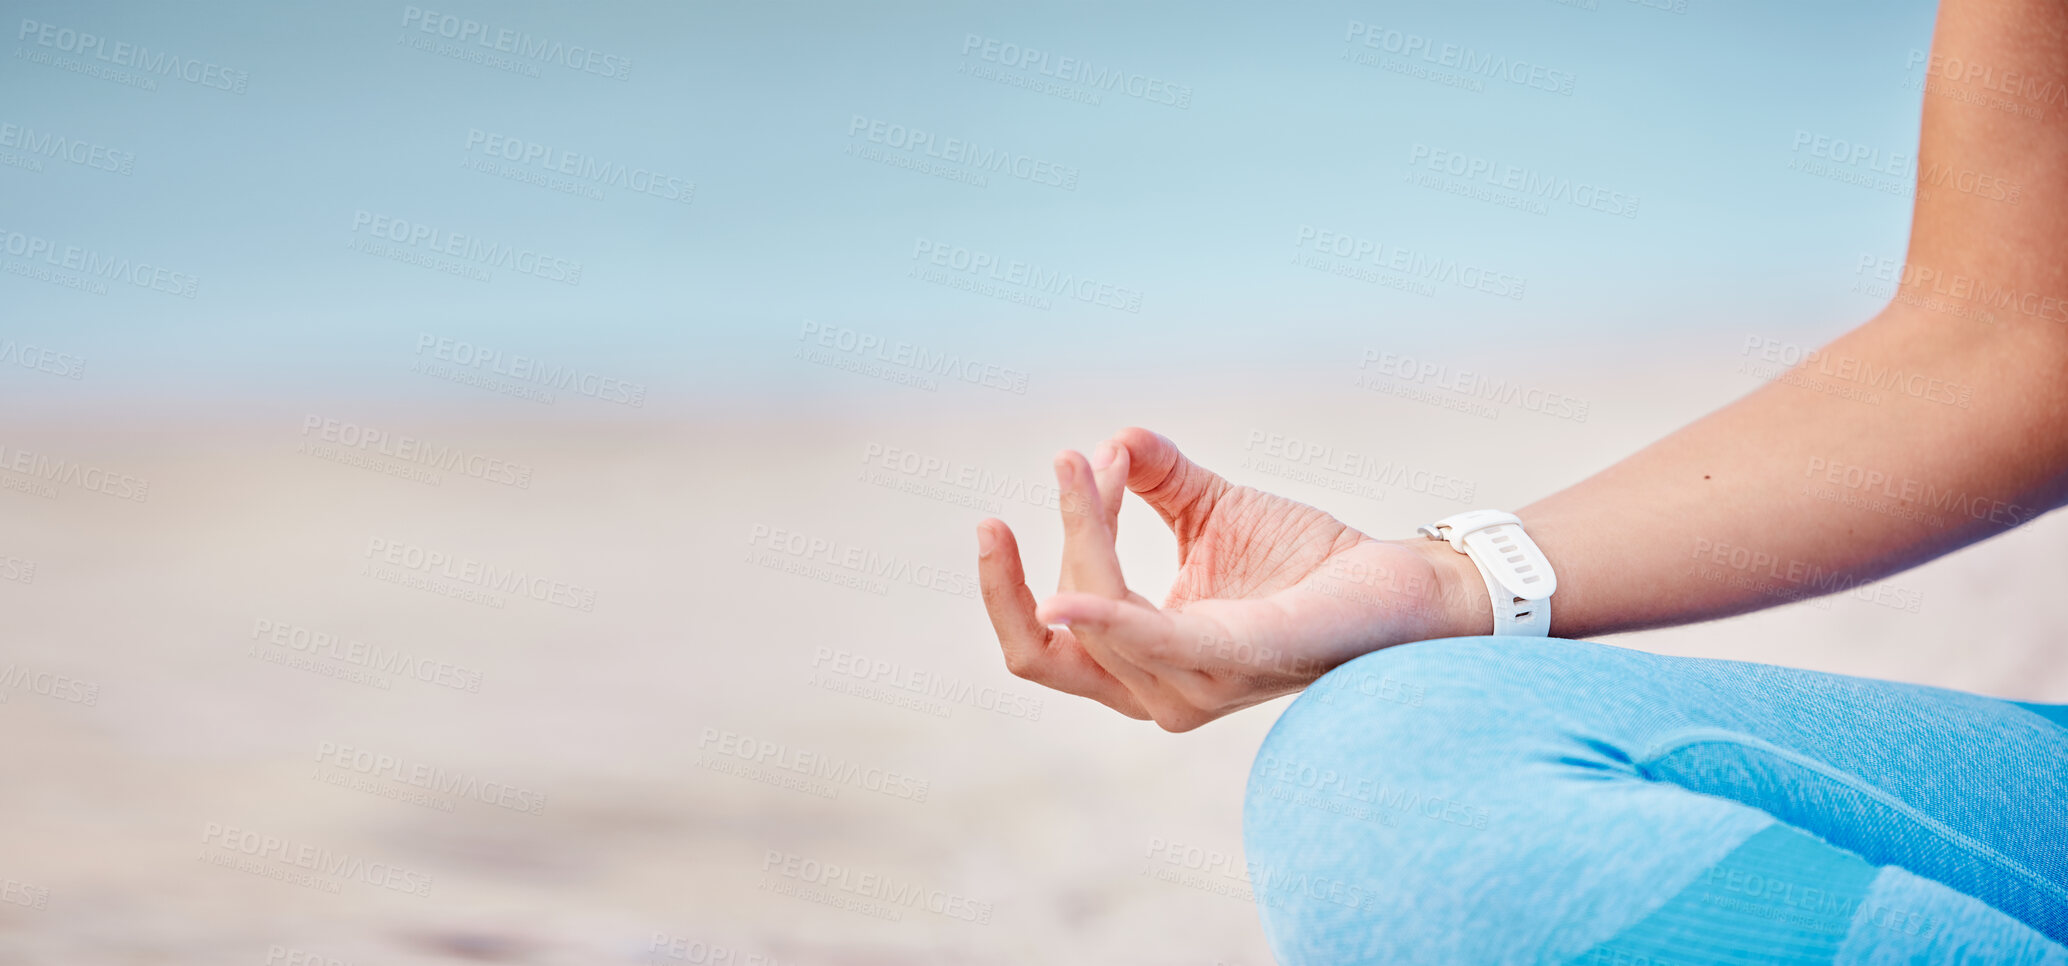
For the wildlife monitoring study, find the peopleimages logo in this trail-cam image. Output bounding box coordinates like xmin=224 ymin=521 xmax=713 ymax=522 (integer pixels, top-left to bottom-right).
xmin=349 ymin=209 xmax=582 ymax=285
xmin=251 ymin=617 xmax=484 ymax=694
xmin=1904 ymin=48 xmax=2068 ymax=114
xmin=1343 ymin=21 xmax=1576 ymax=95
xmin=1357 ymin=349 xmax=1591 ymax=422
xmin=958 ymin=34 xmax=1192 ymax=108
xmin=363 ymin=537 xmax=598 ymax=612
xmin=698 ymin=727 xmax=933 ymax=803
xmin=1788 ymin=130 xmax=1913 ymax=177
xmin=759 ymin=850 xmax=994 ymax=924
xmin=1295 ymin=225 xmax=1526 ymax=300
xmin=1405 ymin=144 xmax=1640 ymax=219
xmin=810 ymin=646 xmax=1043 ymax=720
xmin=0 ymin=442 xmax=151 ymax=501
xmin=0 ymin=340 xmax=84 ymax=379
xmin=299 ymin=414 xmax=534 ymax=487
xmin=859 ymin=442 xmax=1075 ymax=512
xmin=1854 ymin=256 xmax=2065 ymax=324
xmin=16 ymin=18 xmax=250 ymax=92
xmin=0 ymin=121 xmax=136 ymax=175
xmin=797 ymin=321 xmax=1029 ymax=394
xmin=399 ymin=6 xmax=631 ymax=80
xmin=0 ymin=662 xmax=99 ymax=706
xmin=1738 ymin=336 xmax=1976 ymax=410
xmin=847 ymin=115 xmax=1079 ymax=190
xmin=199 ymin=822 xmax=434 ymax=897
xmin=1242 ymin=429 xmax=1478 ymax=503
xmin=462 ymin=129 xmax=691 ymax=202
xmin=746 ymin=524 xmax=980 ymax=600
xmin=413 ymin=334 xmax=648 ymax=406
xmin=910 ymin=237 xmax=1143 ymax=313
xmin=0 ymin=227 xmax=199 ymax=298
xmin=314 ymin=741 xmax=547 ymax=814
xmin=1804 ymin=457 xmax=2039 ymax=529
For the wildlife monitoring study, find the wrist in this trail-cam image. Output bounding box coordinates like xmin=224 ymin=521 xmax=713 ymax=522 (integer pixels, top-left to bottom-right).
xmin=1390 ymin=536 xmax=1495 ymax=640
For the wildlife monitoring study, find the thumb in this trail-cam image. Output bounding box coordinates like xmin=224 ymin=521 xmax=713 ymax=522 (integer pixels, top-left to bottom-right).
xmin=1111 ymin=427 xmax=1228 ymax=545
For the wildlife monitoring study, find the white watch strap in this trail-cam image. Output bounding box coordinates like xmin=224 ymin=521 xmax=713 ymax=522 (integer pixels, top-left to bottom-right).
xmin=1417 ymin=510 xmax=1556 ymax=637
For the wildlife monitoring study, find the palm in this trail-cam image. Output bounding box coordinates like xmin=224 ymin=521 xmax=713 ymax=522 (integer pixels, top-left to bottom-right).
xmin=1161 ymin=486 xmax=1440 ymax=679
xmin=1163 ymin=484 xmax=1361 ymax=606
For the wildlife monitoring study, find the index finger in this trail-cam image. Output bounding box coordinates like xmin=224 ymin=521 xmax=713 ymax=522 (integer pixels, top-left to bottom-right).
xmin=976 ymin=518 xmax=1149 ymax=719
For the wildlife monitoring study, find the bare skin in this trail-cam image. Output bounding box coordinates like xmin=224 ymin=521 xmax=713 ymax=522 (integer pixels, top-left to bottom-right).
xmin=977 ymin=0 xmax=2068 ymax=732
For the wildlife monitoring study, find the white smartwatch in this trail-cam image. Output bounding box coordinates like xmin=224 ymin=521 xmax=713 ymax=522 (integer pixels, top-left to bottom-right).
xmin=1417 ymin=510 xmax=1557 ymax=637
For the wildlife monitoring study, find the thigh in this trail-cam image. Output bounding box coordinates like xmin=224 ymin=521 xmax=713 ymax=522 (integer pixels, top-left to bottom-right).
xmin=1242 ymin=637 xmax=2068 ymax=965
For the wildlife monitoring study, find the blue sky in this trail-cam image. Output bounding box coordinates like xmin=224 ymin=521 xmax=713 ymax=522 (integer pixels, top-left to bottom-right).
xmin=1 ymin=0 xmax=1939 ymax=411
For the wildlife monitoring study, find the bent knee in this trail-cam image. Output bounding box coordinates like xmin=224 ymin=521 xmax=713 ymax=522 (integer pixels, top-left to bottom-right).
xmin=1248 ymin=636 xmax=1626 ymax=778
xmin=1243 ymin=636 xmax=1678 ymax=860
xmin=1240 ymin=637 xmax=1762 ymax=963
xmin=1240 ymin=639 xmax=1575 ymax=941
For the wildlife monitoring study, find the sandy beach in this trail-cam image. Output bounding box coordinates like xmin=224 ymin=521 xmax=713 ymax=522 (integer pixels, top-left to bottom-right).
xmin=4 ymin=361 xmax=2063 ymax=965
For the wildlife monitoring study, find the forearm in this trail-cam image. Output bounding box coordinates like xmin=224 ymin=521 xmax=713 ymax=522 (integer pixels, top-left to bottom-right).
xmin=1524 ymin=309 xmax=2067 ymax=637
xmin=1399 ymin=307 xmax=2068 ymax=640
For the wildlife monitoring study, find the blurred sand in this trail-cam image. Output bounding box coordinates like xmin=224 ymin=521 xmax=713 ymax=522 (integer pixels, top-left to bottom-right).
xmin=3 ymin=359 xmax=2063 ymax=965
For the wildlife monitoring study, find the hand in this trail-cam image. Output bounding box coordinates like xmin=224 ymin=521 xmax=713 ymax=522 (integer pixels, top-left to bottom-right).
xmin=976 ymin=427 xmax=1489 ymax=731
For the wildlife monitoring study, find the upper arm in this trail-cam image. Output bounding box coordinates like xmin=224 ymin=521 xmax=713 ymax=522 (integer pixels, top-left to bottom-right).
xmin=1903 ymin=0 xmax=2068 ymax=351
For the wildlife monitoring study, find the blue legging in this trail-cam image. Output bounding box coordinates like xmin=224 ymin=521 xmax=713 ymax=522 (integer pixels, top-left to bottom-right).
xmin=1242 ymin=637 xmax=2068 ymax=964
